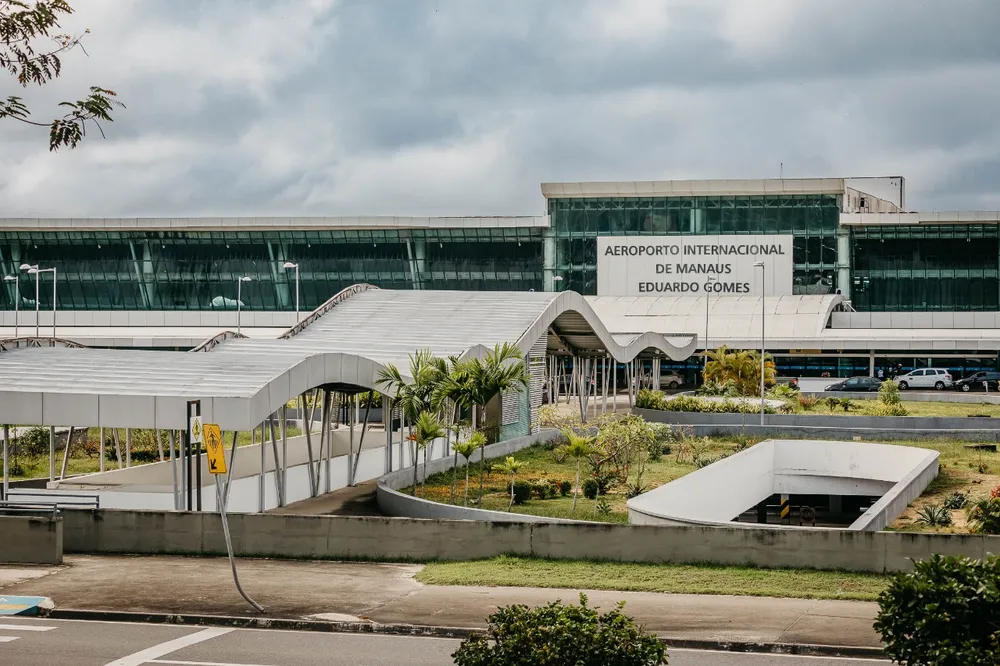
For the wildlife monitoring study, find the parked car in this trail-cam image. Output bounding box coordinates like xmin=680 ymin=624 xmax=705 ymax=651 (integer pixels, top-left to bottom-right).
xmin=955 ymin=371 xmax=1000 ymax=392
xmin=660 ymin=371 xmax=684 ymax=389
xmin=895 ymin=368 xmax=953 ymax=390
xmin=825 ymin=376 xmax=882 ymax=392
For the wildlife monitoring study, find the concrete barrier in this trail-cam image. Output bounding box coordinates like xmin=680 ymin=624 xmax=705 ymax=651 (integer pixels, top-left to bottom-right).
xmin=0 ymin=515 xmax=63 ymax=564
xmin=636 ymin=408 xmax=1000 ymax=441
xmin=376 ymin=429 xmax=566 ymax=522
xmin=58 ymin=508 xmax=1000 ymax=573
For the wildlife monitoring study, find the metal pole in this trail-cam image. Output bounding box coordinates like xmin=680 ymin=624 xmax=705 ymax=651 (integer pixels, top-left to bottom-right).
xmin=51 ymin=267 xmax=57 ymax=339
xmin=168 ymin=429 xmax=177 ymax=510
xmin=348 ymin=396 xmax=355 ymax=486
xmin=48 ymin=425 xmax=54 ymax=482
xmin=302 ymin=393 xmax=316 ymax=497
xmin=34 ymin=270 xmax=39 ymax=338
xmin=257 ymin=423 xmax=265 ymax=512
xmin=295 ymin=264 xmax=300 ymax=321
xmin=612 ymin=360 xmax=618 ymax=413
xmin=757 ymin=262 xmax=766 ymax=426
xmin=214 ymin=475 xmax=264 ymax=613
xmin=59 ymin=426 xmax=74 ymax=480
xmin=2 ymin=424 xmax=8 ymax=502
xmin=280 ymin=406 xmax=288 ymax=506
xmin=99 ymin=426 xmax=105 ymax=473
xmin=224 ymin=430 xmax=239 ymax=505
xmin=383 ymin=396 xmax=391 ymax=474
xmin=184 ymin=430 xmax=192 ymax=511
xmin=237 ymin=279 xmax=243 ymax=336
xmin=126 ymin=428 xmax=131 ymax=468
xmin=268 ymin=415 xmax=283 ymax=506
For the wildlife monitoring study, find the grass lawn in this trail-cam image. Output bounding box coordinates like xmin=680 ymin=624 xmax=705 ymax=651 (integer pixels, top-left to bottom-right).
xmin=416 ymin=555 xmax=890 ymax=601
xmin=791 ymin=398 xmax=1000 ymax=418
xmin=411 ymin=436 xmax=753 ymax=524
xmin=6 ymin=425 xmax=302 ymax=481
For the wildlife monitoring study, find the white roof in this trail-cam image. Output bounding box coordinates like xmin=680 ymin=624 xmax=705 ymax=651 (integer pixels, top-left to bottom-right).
xmin=541 ymin=178 xmax=848 ymax=199
xmin=0 ymin=216 xmax=549 ymax=231
xmin=0 ymin=286 xmax=695 ymax=431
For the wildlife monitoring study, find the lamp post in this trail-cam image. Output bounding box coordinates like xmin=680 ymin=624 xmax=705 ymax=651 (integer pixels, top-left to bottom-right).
xmin=3 ymin=275 xmax=17 ymax=338
xmin=754 ymin=261 xmax=766 ymax=425
xmin=704 ymin=275 xmax=718 ymax=373
xmin=20 ymin=264 xmax=56 ymax=339
xmin=236 ymin=276 xmax=252 ymax=335
xmin=552 ymin=275 xmax=564 ymax=291
xmin=282 ymin=261 xmax=300 ymax=321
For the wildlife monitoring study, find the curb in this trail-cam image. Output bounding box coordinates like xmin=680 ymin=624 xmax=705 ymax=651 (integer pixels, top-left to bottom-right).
xmin=42 ymin=608 xmax=887 ymax=659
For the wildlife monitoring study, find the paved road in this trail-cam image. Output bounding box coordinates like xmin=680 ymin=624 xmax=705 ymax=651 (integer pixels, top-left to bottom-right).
xmin=0 ymin=617 xmax=888 ymax=666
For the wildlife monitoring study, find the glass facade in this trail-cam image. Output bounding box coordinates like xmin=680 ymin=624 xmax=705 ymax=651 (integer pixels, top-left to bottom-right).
xmin=0 ymin=229 xmax=543 ymax=311
xmin=547 ymin=194 xmax=841 ymax=295
xmin=851 ymin=225 xmax=1000 ymax=311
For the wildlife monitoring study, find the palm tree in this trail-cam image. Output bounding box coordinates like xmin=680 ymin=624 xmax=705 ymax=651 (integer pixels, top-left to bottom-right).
xmin=562 ymin=429 xmax=594 ymax=513
xmin=432 ymin=356 xmax=476 ymax=503
xmin=493 ymin=455 xmax=528 ymax=511
xmin=413 ymin=411 xmax=446 ymax=498
xmin=453 ymin=431 xmax=485 ymax=506
xmin=467 ymin=342 xmax=530 ymax=500
xmin=377 ymin=349 xmax=446 ymax=492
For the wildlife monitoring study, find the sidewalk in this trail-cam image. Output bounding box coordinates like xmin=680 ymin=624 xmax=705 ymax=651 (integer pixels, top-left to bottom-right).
xmin=0 ymin=555 xmax=882 ymax=650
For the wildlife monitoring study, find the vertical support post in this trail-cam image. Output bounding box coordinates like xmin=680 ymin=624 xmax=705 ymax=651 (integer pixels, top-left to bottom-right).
xmin=324 ymin=393 xmax=334 ymax=493
xmin=612 ymin=360 xmax=618 ymax=413
xmin=347 ymin=396 xmax=355 ymax=487
xmin=126 ymin=428 xmax=132 ymax=469
xmin=318 ymin=390 xmax=330 ymax=495
xmin=2 ymin=424 xmax=8 ymax=502
xmin=48 ymin=425 xmax=55 ymax=482
xmin=302 ymin=393 xmax=316 ymax=497
xmin=59 ymin=426 xmax=74 ymax=481
xmin=257 ymin=423 xmax=265 ymax=513
xmin=398 ymin=416 xmax=405 ymax=472
xmin=280 ymin=406 xmax=288 ymax=506
xmin=99 ymin=426 xmax=105 ymax=474
xmin=869 ymin=351 xmax=875 ymax=377
xmin=224 ymin=430 xmax=239 ymax=505
xmin=186 ymin=400 xmax=201 ymax=512
xmin=384 ymin=396 xmax=392 ymax=474
xmin=269 ymin=415 xmax=283 ymax=507
xmin=168 ymin=429 xmax=178 ymax=510
xmin=183 ymin=430 xmax=192 ymax=511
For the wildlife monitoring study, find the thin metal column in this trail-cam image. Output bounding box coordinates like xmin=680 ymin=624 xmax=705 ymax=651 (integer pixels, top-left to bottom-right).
xmin=99 ymin=426 xmax=105 ymax=473
xmin=612 ymin=360 xmax=618 ymax=413
xmin=384 ymin=396 xmax=392 ymax=474
xmin=347 ymin=395 xmax=355 ymax=487
xmin=59 ymin=426 xmax=74 ymax=480
xmin=2 ymin=424 xmax=8 ymax=502
xmin=126 ymin=428 xmax=131 ymax=468
xmin=48 ymin=426 xmax=55 ymax=482
xmin=324 ymin=393 xmax=334 ymax=493
xmin=268 ymin=415 xmax=283 ymax=507
xmin=224 ymin=430 xmax=239 ymax=505
xmin=168 ymin=429 xmax=178 ymax=510
xmin=257 ymin=423 xmax=265 ymax=513
xmin=302 ymin=393 xmax=316 ymax=497
xmin=280 ymin=406 xmax=288 ymax=506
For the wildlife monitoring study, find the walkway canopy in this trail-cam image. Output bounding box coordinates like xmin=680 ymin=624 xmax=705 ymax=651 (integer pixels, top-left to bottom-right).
xmin=0 ymin=285 xmax=696 ymax=431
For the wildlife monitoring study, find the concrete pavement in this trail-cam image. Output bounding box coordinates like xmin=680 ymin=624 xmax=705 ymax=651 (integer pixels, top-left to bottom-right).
xmin=0 ymin=617 xmax=887 ymax=665
xmin=0 ymin=555 xmax=883 ymax=652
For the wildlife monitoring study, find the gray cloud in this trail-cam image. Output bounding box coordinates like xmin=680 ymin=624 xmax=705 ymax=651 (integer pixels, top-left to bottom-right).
xmin=2 ymin=0 xmax=1000 ymax=217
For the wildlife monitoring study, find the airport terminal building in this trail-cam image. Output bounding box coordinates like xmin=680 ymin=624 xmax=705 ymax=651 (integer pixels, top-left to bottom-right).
xmin=4 ymin=175 xmax=1000 ymax=380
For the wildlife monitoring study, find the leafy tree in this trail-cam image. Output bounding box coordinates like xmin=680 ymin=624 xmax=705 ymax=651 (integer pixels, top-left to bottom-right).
xmin=703 ymin=346 xmax=775 ymax=397
xmin=2 ymin=0 xmax=123 ymax=149
xmin=431 ymin=355 xmax=475 ymax=503
xmin=492 ymin=455 xmax=527 ymax=511
xmin=412 ymin=411 xmax=446 ymax=498
xmin=874 ymin=554 xmax=1000 ymax=665
xmin=561 ymin=428 xmax=593 ymax=513
xmin=966 ymin=495 xmax=1000 ymax=534
xmin=453 ymin=432 xmax=485 ymax=506
xmin=453 ymin=593 xmax=667 ymax=666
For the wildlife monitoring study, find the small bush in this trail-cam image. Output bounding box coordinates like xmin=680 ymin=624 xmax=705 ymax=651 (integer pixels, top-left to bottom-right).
xmin=915 ymin=504 xmax=952 ymax=527
xmin=974 ymin=460 xmax=991 ymax=474
xmin=766 ymin=383 xmax=798 ymax=400
xmin=558 ymin=480 xmax=572 ymax=497
xmin=943 ymin=492 xmax=969 ymax=510
xmin=595 ymin=498 xmax=613 ymax=515
xmin=697 ymin=378 xmax=741 ymax=397
xmin=530 ymin=483 xmax=548 ymax=500
xmin=796 ymin=394 xmax=819 ymax=410
xmin=18 ymin=426 xmax=50 ymax=457
xmin=878 ymin=380 xmax=901 ymax=405
xmin=582 ymin=478 xmax=599 ymax=500
xmin=625 ymin=483 xmax=646 ymax=499
xmin=511 ymin=481 xmax=532 ymax=505
xmin=966 ymin=496 xmax=1000 ymax=534
xmin=860 ymin=401 xmax=909 ymax=417
xmin=875 ymin=554 xmax=1000 ymax=666
xmin=635 ymin=389 xmax=665 ymax=410
xmin=452 ymin=593 xmax=667 ymax=666
xmin=824 ymin=397 xmax=841 ymax=412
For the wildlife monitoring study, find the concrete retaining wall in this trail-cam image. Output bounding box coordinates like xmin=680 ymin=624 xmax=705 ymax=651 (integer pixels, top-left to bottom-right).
xmin=0 ymin=515 xmax=63 ymax=564
xmin=636 ymin=408 xmax=1000 ymax=441
xmin=58 ymin=508 xmax=1000 ymax=573
xmin=376 ymin=429 xmax=565 ymax=522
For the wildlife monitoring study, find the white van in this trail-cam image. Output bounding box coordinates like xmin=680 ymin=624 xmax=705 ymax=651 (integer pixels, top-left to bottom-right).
xmin=895 ymin=368 xmax=954 ymax=390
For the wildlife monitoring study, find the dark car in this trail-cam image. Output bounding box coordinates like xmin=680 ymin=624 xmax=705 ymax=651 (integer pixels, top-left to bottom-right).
xmin=824 ymin=376 xmax=882 ymax=392
xmin=955 ymin=371 xmax=1000 ymax=392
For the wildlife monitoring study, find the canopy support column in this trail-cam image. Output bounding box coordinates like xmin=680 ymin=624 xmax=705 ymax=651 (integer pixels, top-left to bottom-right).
xmin=257 ymin=423 xmax=265 ymax=513
xmin=280 ymin=406 xmax=288 ymax=506
xmin=2 ymin=424 xmax=9 ymax=502
xmin=99 ymin=427 xmax=105 ymax=474
xmin=383 ymin=396 xmax=392 ymax=475
xmin=352 ymin=393 xmax=373 ymax=486
xmin=58 ymin=426 xmax=75 ymax=481
xmin=268 ymin=415 xmax=283 ymax=507
xmin=168 ymin=429 xmax=178 ymax=510
xmin=48 ymin=426 xmax=55 ymax=482
xmin=224 ymin=430 xmax=239 ymax=506
xmin=612 ymin=360 xmax=618 ymax=413
xmin=303 ymin=393 xmax=317 ymax=498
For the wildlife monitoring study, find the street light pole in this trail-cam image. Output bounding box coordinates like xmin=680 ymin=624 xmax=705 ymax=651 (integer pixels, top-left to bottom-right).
xmin=282 ymin=262 xmax=300 ymax=320
xmin=236 ymin=276 xmax=252 ymax=335
xmin=19 ymin=264 xmax=53 ymax=338
xmin=704 ymin=275 xmax=718 ymax=374
xmin=3 ymin=275 xmax=17 ymax=338
xmin=755 ymin=261 xmax=766 ymax=425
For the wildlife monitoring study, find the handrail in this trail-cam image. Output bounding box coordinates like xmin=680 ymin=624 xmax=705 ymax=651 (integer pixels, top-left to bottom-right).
xmin=0 ymin=337 xmax=86 ymax=353
xmin=278 ymin=283 xmax=378 ymax=339
xmin=4 ymin=490 xmax=100 ymax=509
xmin=189 ymin=330 xmax=249 ymax=353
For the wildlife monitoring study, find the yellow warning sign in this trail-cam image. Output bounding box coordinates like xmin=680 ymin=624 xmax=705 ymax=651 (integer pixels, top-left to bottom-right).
xmin=204 ymin=423 xmax=226 ymax=475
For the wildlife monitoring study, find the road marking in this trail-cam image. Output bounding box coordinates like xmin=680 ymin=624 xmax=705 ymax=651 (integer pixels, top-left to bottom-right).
xmin=0 ymin=623 xmax=57 ymax=632
xmin=146 ymin=659 xmax=276 ymax=666
xmin=101 ymin=627 xmax=233 ymax=666
xmin=0 ymin=637 xmax=18 ymax=643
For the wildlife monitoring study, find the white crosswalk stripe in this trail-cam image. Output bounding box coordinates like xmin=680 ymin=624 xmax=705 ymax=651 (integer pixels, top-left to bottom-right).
xmin=0 ymin=623 xmax=58 ymax=643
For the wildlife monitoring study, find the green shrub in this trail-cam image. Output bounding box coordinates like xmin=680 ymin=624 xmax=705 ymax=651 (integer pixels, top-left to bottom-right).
xmin=966 ymin=496 xmax=1000 ymax=534
xmin=697 ymin=378 xmax=741 ymax=397
xmin=18 ymin=426 xmax=50 ymax=456
xmin=766 ymin=383 xmax=798 ymax=400
xmin=625 ymin=482 xmax=646 ymax=499
xmin=915 ymin=504 xmax=952 ymax=527
xmin=511 ymin=481 xmax=532 ymax=505
xmin=838 ymin=398 xmax=853 ymax=412
xmin=796 ymin=394 xmax=819 ymax=410
xmin=874 ymin=554 xmax=1000 ymax=666
xmin=878 ymin=379 xmax=901 ymax=405
xmin=558 ymin=480 xmax=572 ymax=497
xmin=943 ymin=492 xmax=969 ymax=510
xmin=595 ymin=498 xmax=613 ymax=515
xmin=452 ymin=593 xmax=667 ymax=666
xmin=860 ymin=401 xmax=908 ymax=417
xmin=635 ymin=389 xmax=665 ymax=410
xmin=582 ymin=478 xmax=599 ymax=500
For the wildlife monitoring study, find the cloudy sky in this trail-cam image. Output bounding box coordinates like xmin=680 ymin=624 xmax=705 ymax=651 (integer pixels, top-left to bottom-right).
xmin=2 ymin=0 xmax=1000 ymax=217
